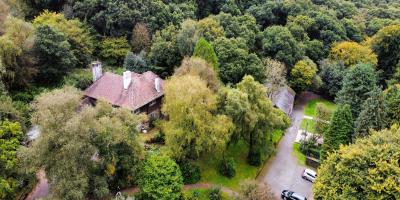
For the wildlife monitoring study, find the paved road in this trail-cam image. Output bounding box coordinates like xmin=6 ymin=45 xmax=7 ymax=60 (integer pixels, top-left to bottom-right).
xmin=258 ymin=92 xmax=319 ymax=200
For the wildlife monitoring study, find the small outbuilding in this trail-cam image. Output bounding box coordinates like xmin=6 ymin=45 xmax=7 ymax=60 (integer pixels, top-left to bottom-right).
xmin=268 ymin=86 xmax=296 ymax=116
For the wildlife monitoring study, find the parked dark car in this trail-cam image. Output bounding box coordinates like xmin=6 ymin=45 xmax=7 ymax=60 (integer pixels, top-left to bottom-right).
xmin=281 ymin=190 xmax=307 ymax=200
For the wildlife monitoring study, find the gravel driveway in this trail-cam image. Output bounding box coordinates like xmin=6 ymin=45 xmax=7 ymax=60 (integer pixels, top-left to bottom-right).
xmin=258 ymin=92 xmax=319 ymax=200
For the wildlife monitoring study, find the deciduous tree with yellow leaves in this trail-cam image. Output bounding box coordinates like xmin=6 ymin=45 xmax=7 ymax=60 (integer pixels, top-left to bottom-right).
xmin=329 ymin=41 xmax=377 ymax=67
xmin=160 ymin=75 xmax=233 ymax=161
xmin=314 ymin=125 xmax=400 ymax=200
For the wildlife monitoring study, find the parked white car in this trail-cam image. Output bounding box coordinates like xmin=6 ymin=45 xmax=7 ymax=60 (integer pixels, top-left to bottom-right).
xmin=302 ymin=168 xmax=317 ymax=183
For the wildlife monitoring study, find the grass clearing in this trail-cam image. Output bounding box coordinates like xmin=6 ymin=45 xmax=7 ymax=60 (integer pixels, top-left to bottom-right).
xmin=300 ymin=119 xmax=316 ymax=133
xmin=304 ymin=99 xmax=336 ymax=117
xmin=272 ymin=129 xmax=284 ymax=144
xmin=293 ymin=143 xmax=306 ymax=166
xmin=185 ymin=188 xmax=230 ymax=200
xmin=195 ymin=139 xmax=259 ymax=190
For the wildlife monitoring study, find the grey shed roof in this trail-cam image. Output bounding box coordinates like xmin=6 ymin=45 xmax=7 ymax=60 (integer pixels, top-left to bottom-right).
xmin=269 ymin=86 xmax=296 ymax=116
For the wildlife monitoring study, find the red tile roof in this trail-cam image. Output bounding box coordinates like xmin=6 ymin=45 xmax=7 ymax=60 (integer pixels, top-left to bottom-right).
xmin=84 ymin=71 xmax=164 ymax=110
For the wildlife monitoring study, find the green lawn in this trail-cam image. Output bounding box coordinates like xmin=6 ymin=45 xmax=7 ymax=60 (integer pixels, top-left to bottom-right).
xmin=304 ymin=99 xmax=336 ymax=117
xmin=185 ymin=189 xmax=230 ymax=200
xmin=293 ymin=143 xmax=306 ymax=166
xmin=195 ymin=140 xmax=259 ymax=190
xmin=300 ymin=119 xmax=316 ymax=133
xmin=272 ymin=129 xmax=284 ymax=144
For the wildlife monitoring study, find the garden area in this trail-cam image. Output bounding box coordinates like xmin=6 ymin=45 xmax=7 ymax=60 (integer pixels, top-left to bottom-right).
xmin=294 ymin=98 xmax=337 ymax=166
xmin=195 ymin=129 xmax=284 ymax=190
xmin=137 ymin=129 xmax=285 ymax=191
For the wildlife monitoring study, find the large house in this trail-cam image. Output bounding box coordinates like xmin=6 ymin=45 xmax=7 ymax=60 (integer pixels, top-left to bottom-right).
xmin=83 ymin=62 xmax=164 ymax=122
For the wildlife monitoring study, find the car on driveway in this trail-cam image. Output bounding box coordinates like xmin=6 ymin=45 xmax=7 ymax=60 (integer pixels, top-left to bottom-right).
xmin=281 ymin=190 xmax=307 ymax=200
xmin=302 ymin=168 xmax=317 ymax=183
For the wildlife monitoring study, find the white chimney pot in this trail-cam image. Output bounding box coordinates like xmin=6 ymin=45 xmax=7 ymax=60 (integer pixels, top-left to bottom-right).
xmin=155 ymin=78 xmax=161 ymax=93
xmin=123 ymin=71 xmax=132 ymax=90
xmin=92 ymin=61 xmax=102 ymax=81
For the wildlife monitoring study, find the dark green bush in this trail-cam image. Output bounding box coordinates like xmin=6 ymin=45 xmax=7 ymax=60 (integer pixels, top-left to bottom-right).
xmin=179 ymin=162 xmax=201 ymax=184
xmin=247 ymin=148 xmax=262 ymax=166
xmin=218 ymin=157 xmax=236 ymax=178
xmin=63 ymin=69 xmax=93 ymax=90
xmin=300 ymin=137 xmax=319 ymax=155
xmin=209 ymin=188 xmax=222 ymax=200
xmin=148 ymin=131 xmax=165 ymax=144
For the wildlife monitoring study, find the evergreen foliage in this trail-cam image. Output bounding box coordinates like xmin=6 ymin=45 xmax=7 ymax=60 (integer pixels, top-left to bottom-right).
xmin=336 ymin=64 xmax=377 ymax=117
xmin=123 ymin=51 xmax=148 ymax=73
xmin=355 ymin=88 xmax=389 ymax=137
xmin=33 ymin=25 xmax=77 ymax=84
xmin=218 ymin=157 xmax=236 ymax=178
xmin=193 ymin=38 xmax=219 ymax=70
xmin=315 ymin=103 xmax=333 ymax=136
xmin=179 ymin=162 xmax=201 ymax=184
xmin=384 ymin=84 xmax=400 ymax=125
xmin=321 ymin=104 xmax=354 ymax=160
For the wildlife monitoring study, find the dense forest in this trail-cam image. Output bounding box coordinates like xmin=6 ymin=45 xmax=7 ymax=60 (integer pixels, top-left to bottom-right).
xmin=0 ymin=0 xmax=400 ymax=200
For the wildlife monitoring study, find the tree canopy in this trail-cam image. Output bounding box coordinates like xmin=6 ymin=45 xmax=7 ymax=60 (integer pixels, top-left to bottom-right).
xmin=321 ymin=104 xmax=354 ymax=160
xmin=336 ymin=63 xmax=378 ymax=117
xmin=314 ymin=125 xmax=400 ymax=200
xmin=3 ymin=0 xmax=400 ymax=199
xmin=218 ymin=75 xmax=290 ymax=165
xmin=22 ymin=87 xmax=144 ymax=199
xmin=193 ymin=38 xmax=219 ymax=70
xmin=161 ymin=75 xmax=233 ymax=161
xmin=138 ymin=154 xmax=183 ymax=200
xmin=329 ymin=41 xmax=378 ymax=67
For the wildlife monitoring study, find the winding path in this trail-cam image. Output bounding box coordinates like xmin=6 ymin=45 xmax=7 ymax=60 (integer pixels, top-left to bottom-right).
xmin=257 ymin=92 xmax=319 ymax=200
xmin=25 ymin=170 xmax=49 ymax=200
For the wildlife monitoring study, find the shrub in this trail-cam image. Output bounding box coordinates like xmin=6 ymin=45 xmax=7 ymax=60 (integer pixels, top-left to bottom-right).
xmin=63 ymin=69 xmax=93 ymax=90
xmin=179 ymin=162 xmax=201 ymax=184
xmin=100 ymin=37 xmax=130 ymax=66
xmin=209 ymin=188 xmax=222 ymax=200
xmin=123 ymin=51 xmax=149 ymax=73
xmin=138 ymin=154 xmax=183 ymax=200
xmin=299 ymin=138 xmax=318 ymax=155
xmin=238 ymin=180 xmax=275 ymax=200
xmin=247 ymin=148 xmax=262 ymax=166
xmin=148 ymin=131 xmax=165 ymax=144
xmin=181 ymin=190 xmax=200 ymax=200
xmin=218 ymin=157 xmax=236 ymax=178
